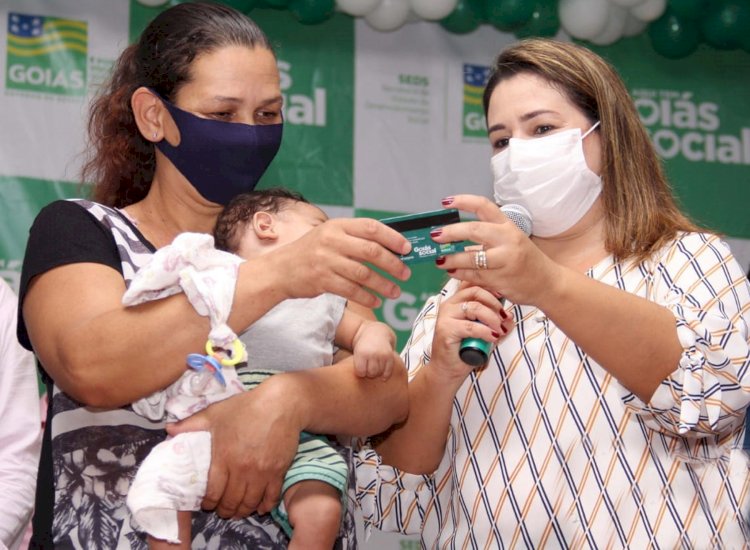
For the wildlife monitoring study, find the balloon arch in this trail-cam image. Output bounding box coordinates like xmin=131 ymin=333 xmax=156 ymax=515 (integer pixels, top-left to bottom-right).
xmin=136 ymin=0 xmax=750 ymax=59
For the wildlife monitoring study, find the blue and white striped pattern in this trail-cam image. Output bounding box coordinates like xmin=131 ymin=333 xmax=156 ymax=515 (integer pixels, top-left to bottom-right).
xmin=356 ymin=231 xmax=750 ymax=548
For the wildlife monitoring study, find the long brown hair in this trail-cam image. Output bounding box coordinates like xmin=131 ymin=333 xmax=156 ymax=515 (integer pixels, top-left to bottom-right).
xmin=81 ymin=2 xmax=273 ymax=208
xmin=483 ymin=38 xmax=702 ymax=263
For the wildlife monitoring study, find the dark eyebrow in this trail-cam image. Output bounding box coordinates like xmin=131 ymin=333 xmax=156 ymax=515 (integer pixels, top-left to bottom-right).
xmin=258 ymin=95 xmax=284 ymax=107
xmin=209 ymin=95 xmax=241 ymax=105
xmin=208 ymin=95 xmax=284 ymax=107
xmin=487 ymin=109 xmax=560 ymax=134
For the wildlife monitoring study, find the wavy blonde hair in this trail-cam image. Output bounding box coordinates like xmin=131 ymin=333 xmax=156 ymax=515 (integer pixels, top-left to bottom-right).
xmin=483 ymin=38 xmax=702 ymax=263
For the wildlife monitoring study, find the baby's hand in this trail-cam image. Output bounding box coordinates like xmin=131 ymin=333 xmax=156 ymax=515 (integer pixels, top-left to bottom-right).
xmin=353 ymin=322 xmax=396 ymax=380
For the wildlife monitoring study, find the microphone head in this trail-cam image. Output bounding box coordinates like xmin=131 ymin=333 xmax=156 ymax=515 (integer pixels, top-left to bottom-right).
xmin=500 ymin=203 xmax=532 ymax=237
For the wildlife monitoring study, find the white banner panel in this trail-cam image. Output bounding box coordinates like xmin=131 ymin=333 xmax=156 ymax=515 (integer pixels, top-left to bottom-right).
xmin=0 ymin=0 xmax=128 ymax=182
xmin=354 ymin=19 xmax=516 ymax=214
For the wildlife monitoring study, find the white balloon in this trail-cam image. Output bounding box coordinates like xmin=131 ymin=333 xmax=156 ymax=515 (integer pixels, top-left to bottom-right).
xmin=589 ymin=4 xmax=627 ymax=45
xmin=630 ymin=0 xmax=666 ymax=22
xmin=406 ymin=10 xmax=422 ymax=23
xmin=409 ymin=0 xmax=457 ymax=20
xmin=136 ymin=0 xmax=169 ymax=6
xmin=621 ymin=12 xmax=648 ymax=36
xmin=559 ymin=0 xmax=610 ymax=40
xmin=336 ymin=0 xmax=382 ymax=17
xmin=365 ymin=0 xmax=411 ymax=31
xmin=610 ymin=0 xmax=647 ymax=7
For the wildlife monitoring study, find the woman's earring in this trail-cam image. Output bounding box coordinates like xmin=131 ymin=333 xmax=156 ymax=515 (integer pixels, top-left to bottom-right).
xmin=152 ymin=131 xmax=158 ymax=140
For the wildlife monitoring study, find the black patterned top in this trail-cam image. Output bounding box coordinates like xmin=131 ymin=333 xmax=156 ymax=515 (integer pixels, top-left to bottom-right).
xmin=18 ymin=199 xmax=357 ymax=549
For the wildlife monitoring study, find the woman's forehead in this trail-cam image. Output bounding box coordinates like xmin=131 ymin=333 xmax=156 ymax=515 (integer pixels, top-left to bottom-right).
xmin=183 ymin=45 xmax=280 ymax=96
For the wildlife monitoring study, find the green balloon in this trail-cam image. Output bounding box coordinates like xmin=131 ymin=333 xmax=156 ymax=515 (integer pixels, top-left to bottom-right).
xmin=702 ymin=1 xmax=750 ymax=50
xmin=288 ymin=0 xmax=335 ymax=24
xmin=440 ymin=0 xmax=486 ymax=34
xmin=667 ymin=0 xmax=707 ymax=20
xmin=514 ymin=0 xmax=559 ymax=39
xmin=222 ymin=0 xmax=258 ymax=12
xmin=487 ymin=0 xmax=534 ymax=32
xmin=648 ymin=9 xmax=701 ymax=59
xmin=257 ymin=0 xmax=290 ymax=8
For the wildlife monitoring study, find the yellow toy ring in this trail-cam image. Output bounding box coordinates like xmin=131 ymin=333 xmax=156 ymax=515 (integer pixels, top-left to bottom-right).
xmin=205 ymin=338 xmax=245 ymax=366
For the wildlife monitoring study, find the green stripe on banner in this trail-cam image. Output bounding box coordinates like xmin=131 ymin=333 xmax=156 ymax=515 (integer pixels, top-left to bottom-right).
xmin=0 ymin=176 xmax=81 ymax=291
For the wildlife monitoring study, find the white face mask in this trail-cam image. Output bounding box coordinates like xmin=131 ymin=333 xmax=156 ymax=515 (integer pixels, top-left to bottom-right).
xmin=491 ymin=122 xmax=601 ymax=237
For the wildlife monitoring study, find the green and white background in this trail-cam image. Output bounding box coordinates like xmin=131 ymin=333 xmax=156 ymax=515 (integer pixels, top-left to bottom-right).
xmin=1 ymin=1 xmax=749 ymax=547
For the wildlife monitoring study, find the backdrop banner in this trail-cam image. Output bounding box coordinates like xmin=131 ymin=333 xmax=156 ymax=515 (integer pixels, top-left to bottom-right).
xmin=590 ymin=34 xmax=750 ymax=239
xmin=0 ymin=4 xmax=748 ymax=546
xmin=3 ymin=0 xmax=749 ymax=358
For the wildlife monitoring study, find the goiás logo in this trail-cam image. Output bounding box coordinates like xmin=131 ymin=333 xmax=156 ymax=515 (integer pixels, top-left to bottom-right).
xmin=462 ymin=63 xmax=490 ymax=139
xmin=6 ymin=12 xmax=87 ymax=97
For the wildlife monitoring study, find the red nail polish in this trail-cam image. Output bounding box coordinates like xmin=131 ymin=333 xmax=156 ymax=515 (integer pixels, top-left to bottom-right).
xmin=435 ymin=256 xmax=446 ymax=266
xmin=491 ymin=330 xmax=500 ymax=338
xmin=447 ymin=269 xmax=456 ymax=274
xmin=500 ymin=310 xmax=508 ymax=320
xmin=441 ymin=197 xmax=454 ymax=206
xmin=430 ymin=228 xmax=442 ymax=239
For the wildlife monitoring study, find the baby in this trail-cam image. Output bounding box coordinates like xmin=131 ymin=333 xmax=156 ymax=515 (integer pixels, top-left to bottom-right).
xmin=126 ymin=187 xmax=397 ymax=550
xmin=214 ymin=188 xmax=398 ymax=549
xmin=215 ymin=187 xmax=397 ymax=381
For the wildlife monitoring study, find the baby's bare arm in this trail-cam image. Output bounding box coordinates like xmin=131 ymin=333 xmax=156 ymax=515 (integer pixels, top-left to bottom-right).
xmin=335 ymin=305 xmax=397 ymax=379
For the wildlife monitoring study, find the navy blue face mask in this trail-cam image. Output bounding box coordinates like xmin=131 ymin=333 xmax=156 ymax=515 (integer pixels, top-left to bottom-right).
xmin=154 ymin=94 xmax=283 ymax=205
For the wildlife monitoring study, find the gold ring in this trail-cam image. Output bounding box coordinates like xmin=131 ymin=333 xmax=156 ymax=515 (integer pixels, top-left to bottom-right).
xmin=474 ymin=249 xmax=488 ymax=270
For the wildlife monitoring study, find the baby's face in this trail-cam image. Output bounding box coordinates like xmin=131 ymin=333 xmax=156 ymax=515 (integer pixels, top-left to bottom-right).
xmin=273 ymin=201 xmax=328 ymax=247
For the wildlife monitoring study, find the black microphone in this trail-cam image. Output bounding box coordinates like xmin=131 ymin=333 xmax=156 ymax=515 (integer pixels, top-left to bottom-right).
xmin=458 ymin=204 xmax=532 ymax=367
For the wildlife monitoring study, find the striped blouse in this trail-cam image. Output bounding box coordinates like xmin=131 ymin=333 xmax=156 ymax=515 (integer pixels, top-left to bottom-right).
xmin=356 ymin=232 xmax=750 ymax=549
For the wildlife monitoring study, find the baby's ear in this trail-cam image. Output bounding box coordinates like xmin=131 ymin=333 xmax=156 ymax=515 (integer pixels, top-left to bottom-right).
xmin=252 ymin=211 xmax=278 ymax=241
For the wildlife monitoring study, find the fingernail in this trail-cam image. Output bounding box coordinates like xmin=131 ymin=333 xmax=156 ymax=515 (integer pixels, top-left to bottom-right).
xmin=435 ymin=256 xmax=446 ymax=266
xmin=500 ymin=310 xmax=508 ymax=320
xmin=491 ymin=330 xmax=500 ymax=338
xmin=447 ymin=269 xmax=456 ymax=274
xmin=441 ymin=197 xmax=454 ymax=206
xmin=430 ymin=228 xmax=443 ymax=239
xmin=501 ymin=325 xmax=509 ymax=334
